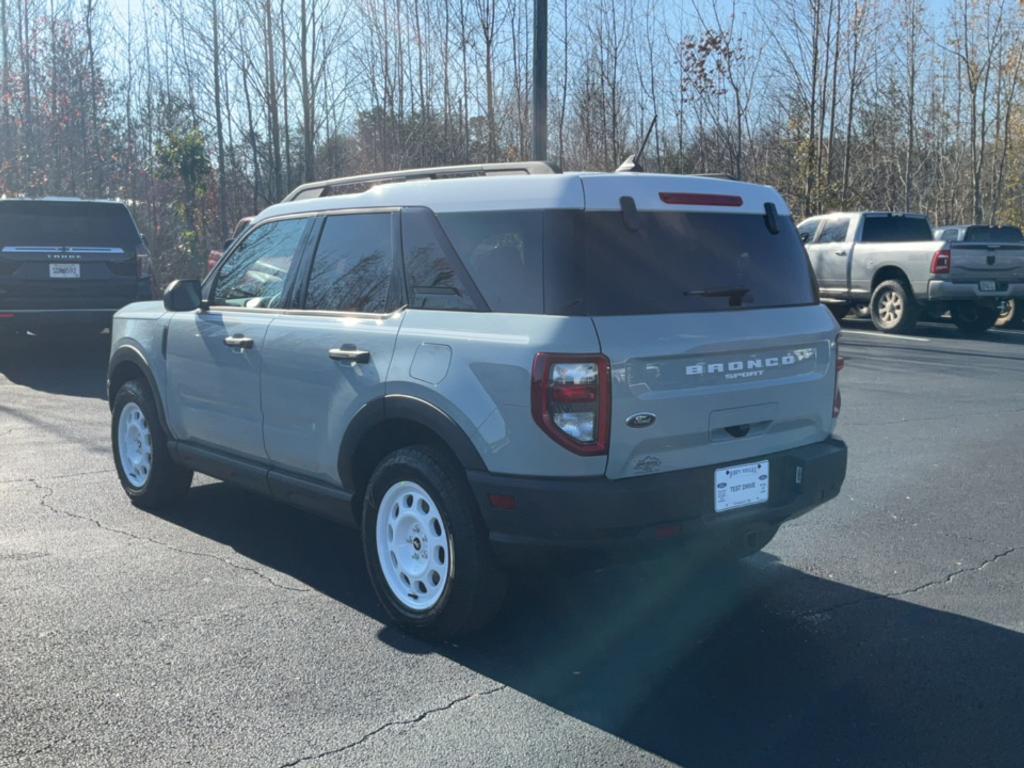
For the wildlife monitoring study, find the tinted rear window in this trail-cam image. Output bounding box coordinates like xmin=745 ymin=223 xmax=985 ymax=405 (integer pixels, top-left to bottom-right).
xmin=0 ymin=201 xmax=140 ymax=247
xmin=963 ymin=226 xmax=1024 ymax=243
xmin=438 ymin=210 xmax=816 ymax=315
xmin=860 ymin=216 xmax=933 ymax=242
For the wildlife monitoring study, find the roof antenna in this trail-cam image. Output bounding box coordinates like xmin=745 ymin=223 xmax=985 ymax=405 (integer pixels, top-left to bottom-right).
xmin=615 ymin=115 xmax=657 ymax=173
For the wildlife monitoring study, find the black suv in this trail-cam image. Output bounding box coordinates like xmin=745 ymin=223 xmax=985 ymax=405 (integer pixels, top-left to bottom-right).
xmin=0 ymin=198 xmax=154 ymax=335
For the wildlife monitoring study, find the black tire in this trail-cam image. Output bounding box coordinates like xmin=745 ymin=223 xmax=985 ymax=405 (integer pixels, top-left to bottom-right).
xmin=869 ymin=279 xmax=918 ymax=333
xmin=826 ymin=303 xmax=849 ymax=322
xmin=951 ymin=303 xmax=999 ymax=336
xmin=111 ymin=379 xmax=193 ymax=509
xmin=995 ymin=299 xmax=1022 ymax=329
xmin=361 ymin=445 xmax=507 ymax=640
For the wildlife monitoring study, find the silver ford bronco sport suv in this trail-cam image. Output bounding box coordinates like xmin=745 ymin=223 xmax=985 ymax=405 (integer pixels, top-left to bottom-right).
xmin=107 ymin=162 xmax=847 ymax=638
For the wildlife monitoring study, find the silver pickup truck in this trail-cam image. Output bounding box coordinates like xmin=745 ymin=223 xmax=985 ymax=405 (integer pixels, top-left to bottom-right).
xmin=797 ymin=211 xmax=1024 ymax=334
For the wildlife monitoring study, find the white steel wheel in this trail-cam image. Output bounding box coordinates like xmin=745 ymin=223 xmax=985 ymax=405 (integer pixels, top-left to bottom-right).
xmin=117 ymin=402 xmax=153 ymax=489
xmin=376 ymin=480 xmax=451 ymax=611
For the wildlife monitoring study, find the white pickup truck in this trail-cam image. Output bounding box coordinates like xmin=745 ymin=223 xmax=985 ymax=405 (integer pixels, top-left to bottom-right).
xmin=798 ymin=211 xmax=1024 ymax=334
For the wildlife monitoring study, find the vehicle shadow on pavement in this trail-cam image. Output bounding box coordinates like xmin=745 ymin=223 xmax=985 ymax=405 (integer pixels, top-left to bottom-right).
xmin=157 ymin=484 xmax=1024 ymax=768
xmin=840 ymin=317 xmax=1024 ymax=346
xmin=0 ymin=331 xmax=110 ymax=398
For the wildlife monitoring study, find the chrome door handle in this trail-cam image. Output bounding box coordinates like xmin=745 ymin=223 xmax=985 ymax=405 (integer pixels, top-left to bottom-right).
xmin=223 ymin=335 xmax=254 ymax=349
xmin=328 ymin=347 xmax=371 ymax=364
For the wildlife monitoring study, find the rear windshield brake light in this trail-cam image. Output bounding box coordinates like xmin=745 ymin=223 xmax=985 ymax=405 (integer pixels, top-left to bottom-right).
xmin=659 ymin=192 xmax=743 ymax=207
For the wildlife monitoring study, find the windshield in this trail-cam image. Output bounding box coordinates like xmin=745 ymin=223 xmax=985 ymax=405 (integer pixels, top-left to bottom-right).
xmin=0 ymin=201 xmax=140 ymax=248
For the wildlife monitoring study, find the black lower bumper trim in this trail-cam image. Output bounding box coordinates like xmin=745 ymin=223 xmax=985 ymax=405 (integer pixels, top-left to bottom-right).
xmin=468 ymin=438 xmax=847 ymax=563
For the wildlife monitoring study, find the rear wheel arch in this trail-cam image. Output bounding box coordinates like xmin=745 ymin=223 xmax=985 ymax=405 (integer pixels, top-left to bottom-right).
xmin=871 ymin=266 xmax=912 ymax=291
xmin=339 ymin=395 xmax=487 ymax=515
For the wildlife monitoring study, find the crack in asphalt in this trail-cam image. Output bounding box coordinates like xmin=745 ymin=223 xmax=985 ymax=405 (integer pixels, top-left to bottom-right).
xmin=0 ymin=468 xmax=112 ymax=486
xmin=275 ymin=684 xmax=507 ymax=767
xmin=24 ymin=477 xmax=311 ymax=594
xmin=797 ymin=547 xmax=1017 ymax=620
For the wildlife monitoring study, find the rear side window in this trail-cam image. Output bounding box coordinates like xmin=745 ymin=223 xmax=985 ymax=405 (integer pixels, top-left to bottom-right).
xmin=817 ymin=217 xmax=850 ymax=244
xmin=0 ymin=201 xmax=140 ymax=247
xmin=401 ymin=208 xmax=479 ymax=311
xmin=212 ymin=218 xmax=309 ymax=308
xmin=572 ymin=211 xmax=816 ymax=315
xmin=438 ymin=211 xmax=544 ymax=313
xmin=861 ymin=216 xmax=933 ymax=242
xmin=303 ymin=213 xmax=397 ymax=313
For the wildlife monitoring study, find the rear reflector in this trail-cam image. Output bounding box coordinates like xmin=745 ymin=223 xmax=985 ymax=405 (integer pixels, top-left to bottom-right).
xmin=488 ymin=494 xmax=517 ymax=510
xmin=0 ymin=313 xmax=14 ymax=319
xmin=659 ymin=192 xmax=743 ymax=207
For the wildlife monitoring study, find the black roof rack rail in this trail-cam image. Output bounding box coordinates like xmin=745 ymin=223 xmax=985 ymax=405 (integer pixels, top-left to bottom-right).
xmin=282 ymin=161 xmax=561 ymax=202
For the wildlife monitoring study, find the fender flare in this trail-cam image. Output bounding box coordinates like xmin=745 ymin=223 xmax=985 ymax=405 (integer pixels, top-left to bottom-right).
xmin=107 ymin=344 xmax=173 ymax=437
xmin=337 ymin=394 xmax=486 ymax=491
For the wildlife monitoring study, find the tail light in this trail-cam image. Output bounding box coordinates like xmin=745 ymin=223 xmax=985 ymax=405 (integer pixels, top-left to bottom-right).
xmin=531 ymin=353 xmax=611 ymax=456
xmin=931 ymin=248 xmax=951 ymax=274
xmin=833 ymin=354 xmax=844 ymax=419
xmin=137 ymin=250 xmax=153 ymax=279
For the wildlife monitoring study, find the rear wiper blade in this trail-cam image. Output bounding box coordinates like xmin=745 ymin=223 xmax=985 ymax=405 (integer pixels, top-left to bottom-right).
xmin=683 ymin=287 xmax=749 ymax=307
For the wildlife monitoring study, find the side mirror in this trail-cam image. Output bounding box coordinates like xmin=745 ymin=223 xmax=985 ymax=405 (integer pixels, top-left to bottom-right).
xmin=163 ymin=279 xmax=203 ymax=312
xmin=223 ymin=237 xmax=234 ymax=251
xmin=799 ymin=232 xmax=811 ymax=244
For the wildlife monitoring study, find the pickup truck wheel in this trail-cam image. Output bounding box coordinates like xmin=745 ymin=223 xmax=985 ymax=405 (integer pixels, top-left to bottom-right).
xmin=111 ymin=379 xmax=193 ymax=509
xmin=869 ymin=280 xmax=918 ymax=333
xmin=951 ymin=303 xmax=999 ymax=336
xmin=362 ymin=445 xmax=507 ymax=640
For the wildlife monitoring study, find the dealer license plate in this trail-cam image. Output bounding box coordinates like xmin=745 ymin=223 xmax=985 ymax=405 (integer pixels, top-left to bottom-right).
xmin=979 ymin=280 xmax=997 ymax=292
xmin=714 ymin=460 xmax=769 ymax=513
xmin=49 ymin=264 xmax=80 ymax=279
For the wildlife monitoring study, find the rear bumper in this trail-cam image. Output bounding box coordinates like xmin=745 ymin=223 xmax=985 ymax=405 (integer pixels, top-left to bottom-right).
xmin=927 ymin=279 xmax=1024 ymax=301
xmin=468 ymin=438 xmax=848 ymax=566
xmin=0 ymin=308 xmax=120 ymax=330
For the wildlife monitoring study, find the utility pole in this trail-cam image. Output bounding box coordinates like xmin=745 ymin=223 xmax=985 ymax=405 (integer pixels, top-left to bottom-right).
xmin=532 ymin=0 xmax=548 ymax=161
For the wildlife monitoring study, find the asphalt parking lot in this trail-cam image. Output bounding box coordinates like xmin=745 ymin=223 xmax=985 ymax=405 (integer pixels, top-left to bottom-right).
xmin=2 ymin=321 xmax=1023 ymax=768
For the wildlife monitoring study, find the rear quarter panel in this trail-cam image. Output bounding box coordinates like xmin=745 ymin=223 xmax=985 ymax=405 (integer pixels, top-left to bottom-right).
xmin=388 ymin=310 xmax=607 ymax=477
xmin=849 ymin=242 xmax=942 ymax=298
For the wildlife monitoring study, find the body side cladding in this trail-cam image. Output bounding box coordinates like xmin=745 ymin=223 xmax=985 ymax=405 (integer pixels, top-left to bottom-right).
xmin=337 ymin=394 xmax=487 ymax=492
xmin=167 ymin=440 xmax=356 ymax=526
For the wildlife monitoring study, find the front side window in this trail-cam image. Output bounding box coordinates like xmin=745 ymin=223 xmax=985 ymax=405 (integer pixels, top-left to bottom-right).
xmin=817 ymin=217 xmax=851 ymax=244
xmin=303 ymin=213 xmax=397 ymax=313
xmin=212 ymin=218 xmax=309 ymax=308
xmin=797 ymin=218 xmax=821 ymax=243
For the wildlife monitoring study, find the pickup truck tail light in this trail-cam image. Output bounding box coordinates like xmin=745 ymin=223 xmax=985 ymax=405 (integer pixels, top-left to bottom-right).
xmin=931 ymin=248 xmax=952 ymax=274
xmin=531 ymin=353 xmax=610 ymax=456
xmin=833 ymin=355 xmax=844 ymax=419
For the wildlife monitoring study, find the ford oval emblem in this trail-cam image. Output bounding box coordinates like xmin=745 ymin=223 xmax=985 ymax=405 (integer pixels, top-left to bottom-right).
xmin=626 ymin=412 xmax=656 ymax=428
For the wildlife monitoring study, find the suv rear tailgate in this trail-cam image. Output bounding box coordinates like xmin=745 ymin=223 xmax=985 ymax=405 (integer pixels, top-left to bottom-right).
xmin=595 ymin=306 xmax=837 ymax=479
xmin=0 ymin=246 xmax=139 ymax=309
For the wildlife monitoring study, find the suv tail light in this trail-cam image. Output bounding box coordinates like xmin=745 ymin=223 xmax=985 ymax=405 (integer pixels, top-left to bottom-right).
xmin=931 ymin=248 xmax=951 ymax=274
xmin=833 ymin=354 xmax=844 ymax=419
xmin=137 ymin=250 xmax=153 ymax=279
xmin=531 ymin=353 xmax=611 ymax=455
